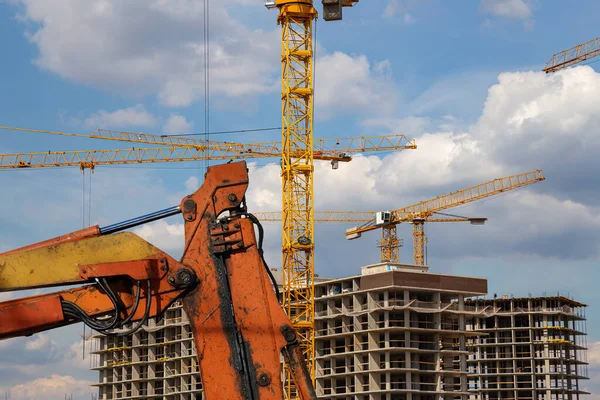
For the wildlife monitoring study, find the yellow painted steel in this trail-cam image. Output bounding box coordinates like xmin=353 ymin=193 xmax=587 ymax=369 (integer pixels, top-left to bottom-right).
xmin=277 ymin=2 xmax=317 ymax=396
xmin=0 ymin=127 xmax=415 ymax=170
xmin=345 ymin=170 xmax=546 ymax=265
xmin=0 ymin=125 xmax=415 ymax=155
xmin=0 ymin=232 xmax=160 ymax=291
xmin=412 ymin=220 xmax=425 ymax=266
xmin=254 ymin=212 xmax=484 ymax=264
xmin=544 ymin=36 xmax=600 ymax=73
xmin=380 ymin=225 xmax=399 ymax=263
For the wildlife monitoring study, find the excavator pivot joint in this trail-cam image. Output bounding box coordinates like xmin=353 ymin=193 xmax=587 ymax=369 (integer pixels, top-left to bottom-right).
xmin=168 ymin=268 xmax=197 ymax=289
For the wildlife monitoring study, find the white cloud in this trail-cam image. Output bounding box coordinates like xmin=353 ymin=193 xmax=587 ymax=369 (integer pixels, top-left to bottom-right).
xmin=25 ymin=334 xmax=56 ymax=351
xmin=315 ymin=52 xmax=397 ymax=119
xmin=0 ymin=375 xmax=94 ymax=400
xmin=480 ymin=0 xmax=532 ymax=19
xmin=83 ymin=104 xmax=157 ymax=129
xmin=134 ymin=219 xmax=185 ymax=256
xmin=590 ymin=342 xmax=600 ymax=367
xmin=13 ymin=0 xmax=279 ymax=108
xmin=162 ymin=113 xmax=194 ymax=134
xmin=63 ymin=340 xmax=99 ymax=370
xmin=479 ymin=0 xmax=534 ymax=29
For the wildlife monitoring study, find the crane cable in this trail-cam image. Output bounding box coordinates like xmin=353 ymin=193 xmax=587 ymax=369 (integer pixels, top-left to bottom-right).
xmin=203 ymin=0 xmax=211 ymax=174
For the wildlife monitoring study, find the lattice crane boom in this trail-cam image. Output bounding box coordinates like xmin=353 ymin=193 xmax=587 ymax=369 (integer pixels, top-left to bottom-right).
xmin=0 ymin=126 xmax=415 ymax=160
xmin=0 ymin=134 xmax=415 ymax=170
xmin=253 ymin=211 xmax=486 ymax=266
xmin=252 ymin=211 xmax=485 ymax=224
xmin=543 ymin=37 xmax=600 ymax=73
xmin=345 ymin=170 xmax=545 ymax=265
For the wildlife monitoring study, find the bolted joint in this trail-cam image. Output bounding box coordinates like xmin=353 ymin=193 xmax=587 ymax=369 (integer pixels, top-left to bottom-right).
xmin=168 ymin=268 xmax=198 ymax=289
xmin=280 ymin=325 xmax=297 ymax=343
xmin=227 ymin=193 xmax=238 ymax=203
xmin=182 ymin=199 xmax=197 ymax=222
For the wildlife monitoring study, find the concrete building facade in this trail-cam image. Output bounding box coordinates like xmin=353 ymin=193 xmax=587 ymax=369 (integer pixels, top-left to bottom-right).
xmin=313 ymin=263 xmax=488 ymax=400
xmin=89 ymin=265 xmax=589 ymax=400
xmin=464 ymin=296 xmax=589 ymax=400
xmin=91 ymin=301 xmax=202 ymax=399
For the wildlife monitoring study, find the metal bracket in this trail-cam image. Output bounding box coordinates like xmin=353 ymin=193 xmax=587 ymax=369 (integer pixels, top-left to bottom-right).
xmin=209 ymin=220 xmax=244 ymax=254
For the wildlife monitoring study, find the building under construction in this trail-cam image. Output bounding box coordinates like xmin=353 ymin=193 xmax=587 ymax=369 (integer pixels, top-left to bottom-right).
xmin=313 ymin=263 xmax=488 ymax=399
xmin=90 ymin=264 xmax=589 ymax=400
xmin=91 ymin=301 xmax=202 ymax=399
xmin=464 ymin=296 xmax=589 ymax=400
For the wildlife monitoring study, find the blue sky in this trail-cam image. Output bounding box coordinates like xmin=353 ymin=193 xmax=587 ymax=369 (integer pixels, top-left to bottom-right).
xmin=2 ymin=0 xmax=600 ymax=398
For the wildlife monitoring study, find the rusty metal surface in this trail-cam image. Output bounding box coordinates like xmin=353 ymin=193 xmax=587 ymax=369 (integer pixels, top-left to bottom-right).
xmin=0 ymin=225 xmax=100 ymax=256
xmin=0 ymin=160 xmax=316 ymax=399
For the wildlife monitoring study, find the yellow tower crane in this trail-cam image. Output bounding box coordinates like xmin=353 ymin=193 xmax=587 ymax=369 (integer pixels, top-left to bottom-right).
xmin=265 ymin=2 xmax=359 ymax=389
xmin=544 ymin=36 xmax=600 ymax=73
xmin=253 ymin=211 xmax=487 ymax=265
xmin=345 ymin=169 xmax=545 ymax=265
xmin=0 ymin=126 xmax=415 ymax=169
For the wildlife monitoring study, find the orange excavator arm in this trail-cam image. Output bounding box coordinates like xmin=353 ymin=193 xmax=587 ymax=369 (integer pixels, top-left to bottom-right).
xmin=0 ymin=161 xmax=316 ymax=400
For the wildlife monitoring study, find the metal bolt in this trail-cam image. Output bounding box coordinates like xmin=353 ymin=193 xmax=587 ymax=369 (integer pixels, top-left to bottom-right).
xmin=237 ymin=243 xmax=244 ymax=248
xmin=234 ymin=223 xmax=240 ymax=229
xmin=228 ymin=193 xmax=238 ymax=202
xmin=186 ymin=215 xmax=193 ymax=221
xmin=257 ymin=373 xmax=271 ymax=387
xmin=223 ymin=225 xmax=229 ymax=231
xmin=160 ymin=265 xmax=167 ymax=272
xmin=82 ymin=269 xmax=87 ymax=274
xmin=177 ymin=269 xmax=195 ymax=287
xmin=169 ymin=277 xmax=176 ymax=284
xmin=281 ymin=325 xmax=296 ymax=343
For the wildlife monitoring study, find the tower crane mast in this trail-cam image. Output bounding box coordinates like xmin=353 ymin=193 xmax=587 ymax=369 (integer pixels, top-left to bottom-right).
xmin=265 ymin=2 xmax=359 ymax=392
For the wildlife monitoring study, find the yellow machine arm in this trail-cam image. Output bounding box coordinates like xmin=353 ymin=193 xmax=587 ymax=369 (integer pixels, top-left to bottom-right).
xmin=0 ymin=134 xmax=415 ymax=170
xmin=543 ymin=36 xmax=600 ymax=73
xmin=345 ymin=170 xmax=545 ymax=265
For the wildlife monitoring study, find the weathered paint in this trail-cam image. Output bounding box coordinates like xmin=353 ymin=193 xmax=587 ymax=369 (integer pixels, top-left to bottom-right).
xmin=0 ymin=232 xmax=162 ymax=291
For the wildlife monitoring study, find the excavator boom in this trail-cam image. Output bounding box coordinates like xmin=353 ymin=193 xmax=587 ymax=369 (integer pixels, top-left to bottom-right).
xmin=0 ymin=161 xmax=316 ymax=400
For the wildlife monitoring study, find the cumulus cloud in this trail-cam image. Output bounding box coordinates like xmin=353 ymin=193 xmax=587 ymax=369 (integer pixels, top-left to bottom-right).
xmin=25 ymin=334 xmax=56 ymax=351
xmin=83 ymin=104 xmax=157 ymax=129
xmin=9 ymin=1 xmax=400 ymax=115
xmin=589 ymin=341 xmax=600 ymax=367
xmin=0 ymin=375 xmax=94 ymax=400
xmin=134 ymin=219 xmax=185 ymax=256
xmin=13 ymin=0 xmax=279 ymax=108
xmin=163 ymin=114 xmax=194 ymax=134
xmin=479 ymin=0 xmax=534 ymax=29
xmin=315 ymin=52 xmax=397 ymax=119
xmin=118 ymin=63 xmax=600 ymax=264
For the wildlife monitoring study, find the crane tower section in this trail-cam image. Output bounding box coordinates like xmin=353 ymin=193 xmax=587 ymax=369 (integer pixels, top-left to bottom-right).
xmin=275 ymin=1 xmax=318 ymax=395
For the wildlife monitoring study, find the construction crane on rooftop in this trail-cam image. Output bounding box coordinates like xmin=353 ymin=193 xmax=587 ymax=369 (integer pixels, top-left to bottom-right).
xmin=265 ymin=1 xmax=359 ymax=391
xmin=544 ymin=36 xmax=600 ymax=73
xmin=253 ymin=211 xmax=487 ymax=265
xmin=344 ymin=170 xmax=545 ymax=266
xmin=0 ymin=127 xmax=415 ymax=170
